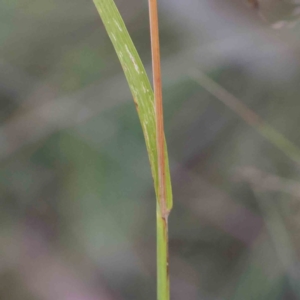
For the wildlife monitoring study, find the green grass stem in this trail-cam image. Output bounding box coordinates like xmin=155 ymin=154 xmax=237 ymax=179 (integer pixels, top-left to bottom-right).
xmin=92 ymin=1 xmax=172 ymax=299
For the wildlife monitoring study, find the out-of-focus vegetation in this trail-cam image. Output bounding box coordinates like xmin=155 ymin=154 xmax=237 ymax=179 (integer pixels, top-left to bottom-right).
xmin=1 ymin=0 xmax=300 ymax=299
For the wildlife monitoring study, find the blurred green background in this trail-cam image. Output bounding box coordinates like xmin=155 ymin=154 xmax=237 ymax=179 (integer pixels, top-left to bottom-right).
xmin=1 ymin=0 xmax=300 ymax=299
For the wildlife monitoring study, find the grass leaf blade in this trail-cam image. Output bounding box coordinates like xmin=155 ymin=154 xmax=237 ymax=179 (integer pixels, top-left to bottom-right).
xmin=92 ymin=0 xmax=173 ymax=211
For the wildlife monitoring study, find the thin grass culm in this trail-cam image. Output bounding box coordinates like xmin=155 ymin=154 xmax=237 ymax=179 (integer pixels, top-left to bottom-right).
xmin=148 ymin=1 xmax=171 ymax=299
xmin=92 ymin=1 xmax=173 ymax=300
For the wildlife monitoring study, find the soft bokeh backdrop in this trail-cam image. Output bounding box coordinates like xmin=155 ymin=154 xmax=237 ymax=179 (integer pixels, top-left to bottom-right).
xmin=1 ymin=0 xmax=300 ymax=299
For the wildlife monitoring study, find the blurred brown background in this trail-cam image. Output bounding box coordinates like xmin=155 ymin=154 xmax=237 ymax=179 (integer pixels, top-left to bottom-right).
xmin=1 ymin=0 xmax=300 ymax=299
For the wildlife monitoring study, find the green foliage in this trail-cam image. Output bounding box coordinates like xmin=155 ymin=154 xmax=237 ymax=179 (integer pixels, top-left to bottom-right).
xmin=92 ymin=0 xmax=172 ymax=211
xmin=92 ymin=1 xmax=173 ymax=299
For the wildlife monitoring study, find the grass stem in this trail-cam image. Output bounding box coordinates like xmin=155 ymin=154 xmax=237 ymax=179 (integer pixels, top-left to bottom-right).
xmin=148 ymin=1 xmax=170 ymax=299
xmin=148 ymin=0 xmax=168 ymax=219
xmin=92 ymin=1 xmax=172 ymax=298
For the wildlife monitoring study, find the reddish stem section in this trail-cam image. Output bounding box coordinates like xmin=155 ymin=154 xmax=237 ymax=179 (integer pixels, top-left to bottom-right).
xmin=148 ymin=0 xmax=168 ymax=219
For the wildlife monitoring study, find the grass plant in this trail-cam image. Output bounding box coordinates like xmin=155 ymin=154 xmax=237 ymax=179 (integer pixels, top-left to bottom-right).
xmin=92 ymin=1 xmax=172 ymax=299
